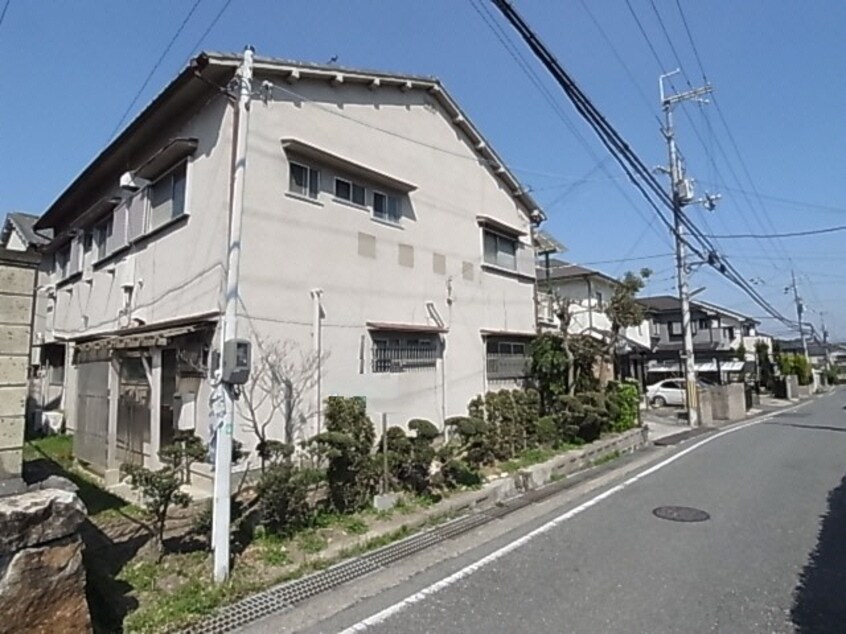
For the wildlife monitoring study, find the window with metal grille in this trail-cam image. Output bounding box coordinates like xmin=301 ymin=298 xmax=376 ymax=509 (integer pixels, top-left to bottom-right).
xmin=486 ymin=339 xmax=531 ymax=380
xmin=371 ymin=335 xmax=440 ymax=373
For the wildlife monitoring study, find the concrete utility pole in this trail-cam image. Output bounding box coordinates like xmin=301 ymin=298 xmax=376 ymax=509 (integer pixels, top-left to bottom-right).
xmin=213 ymin=45 xmax=254 ymax=584
xmin=787 ymin=270 xmax=809 ymax=362
xmin=660 ymin=71 xmax=713 ymax=427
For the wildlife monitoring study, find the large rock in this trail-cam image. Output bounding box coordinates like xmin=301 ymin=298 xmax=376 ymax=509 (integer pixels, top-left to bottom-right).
xmin=0 ymin=488 xmax=86 ymax=554
xmin=0 ymin=488 xmax=91 ymax=633
xmin=0 ymin=536 xmax=91 ymax=634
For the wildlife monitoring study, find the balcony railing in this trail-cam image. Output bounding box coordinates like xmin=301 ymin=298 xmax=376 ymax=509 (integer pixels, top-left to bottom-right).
xmin=487 ymin=353 xmax=530 ymax=381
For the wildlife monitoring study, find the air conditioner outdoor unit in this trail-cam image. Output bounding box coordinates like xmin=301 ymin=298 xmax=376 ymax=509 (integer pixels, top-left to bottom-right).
xmin=119 ymin=171 xmax=150 ymax=192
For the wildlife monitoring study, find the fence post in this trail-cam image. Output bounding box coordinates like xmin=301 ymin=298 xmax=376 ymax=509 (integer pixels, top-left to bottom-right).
xmin=381 ymin=412 xmax=388 ymax=495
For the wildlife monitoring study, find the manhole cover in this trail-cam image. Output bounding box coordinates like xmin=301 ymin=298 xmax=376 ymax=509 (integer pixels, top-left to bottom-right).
xmin=652 ymin=506 xmax=710 ymax=522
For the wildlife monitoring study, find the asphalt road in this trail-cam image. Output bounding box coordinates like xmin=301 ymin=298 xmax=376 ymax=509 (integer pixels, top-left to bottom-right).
xmin=281 ymin=391 xmax=846 ymax=634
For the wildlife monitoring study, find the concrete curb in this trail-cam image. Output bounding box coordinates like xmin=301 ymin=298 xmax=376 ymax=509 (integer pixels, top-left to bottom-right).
xmin=295 ymin=427 xmax=650 ymax=565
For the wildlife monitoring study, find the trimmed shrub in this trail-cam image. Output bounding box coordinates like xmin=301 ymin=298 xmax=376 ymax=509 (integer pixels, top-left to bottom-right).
xmin=256 ymin=462 xmax=312 ymax=537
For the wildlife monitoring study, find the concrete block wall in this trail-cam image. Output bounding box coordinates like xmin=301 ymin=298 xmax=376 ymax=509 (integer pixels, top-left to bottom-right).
xmin=0 ymin=249 xmax=39 ymax=492
xmin=710 ymin=383 xmax=746 ymax=423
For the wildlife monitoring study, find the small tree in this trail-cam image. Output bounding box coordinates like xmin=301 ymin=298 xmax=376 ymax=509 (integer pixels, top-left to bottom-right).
xmin=530 ymin=333 xmax=572 ymax=412
xmin=602 ymin=269 xmax=651 ymax=383
xmin=310 ymin=397 xmax=378 ymax=513
xmin=756 ymin=341 xmax=774 ymax=389
xmin=240 ymin=340 xmax=328 ymax=473
xmin=122 ymin=432 xmax=207 ymax=561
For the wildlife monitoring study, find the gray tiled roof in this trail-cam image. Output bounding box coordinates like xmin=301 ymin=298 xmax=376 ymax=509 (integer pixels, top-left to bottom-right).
xmin=1 ymin=212 xmax=51 ymax=247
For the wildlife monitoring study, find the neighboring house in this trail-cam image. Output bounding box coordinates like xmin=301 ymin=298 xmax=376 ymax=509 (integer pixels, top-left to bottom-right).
xmin=830 ymin=344 xmax=846 ymax=374
xmin=0 ymin=213 xmax=62 ymax=430
xmin=776 ymin=338 xmax=829 ymax=369
xmin=31 ymin=52 xmax=542 ymax=489
xmin=536 ymin=258 xmax=652 ymax=385
xmin=639 ymin=295 xmax=758 ymax=384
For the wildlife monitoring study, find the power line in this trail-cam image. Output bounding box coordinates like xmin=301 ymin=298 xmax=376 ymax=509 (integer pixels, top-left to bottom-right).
xmin=488 ymin=0 xmax=797 ymax=331
xmin=187 ymin=0 xmax=234 ymax=56
xmin=106 ymin=0 xmax=203 ymax=143
xmin=648 ymin=0 xmax=692 ymax=87
xmin=0 ymin=0 xmax=10 ymax=34
xmin=674 ymin=0 xmax=708 ymax=80
xmin=706 ymin=225 xmax=846 ymax=240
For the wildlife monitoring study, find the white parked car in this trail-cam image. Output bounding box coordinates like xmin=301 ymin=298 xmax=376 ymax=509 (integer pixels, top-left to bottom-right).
xmin=646 ymin=378 xmax=712 ymax=407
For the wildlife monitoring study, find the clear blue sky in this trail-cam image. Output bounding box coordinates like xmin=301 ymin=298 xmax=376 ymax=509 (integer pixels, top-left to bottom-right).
xmin=2 ymin=1 xmax=844 ymax=339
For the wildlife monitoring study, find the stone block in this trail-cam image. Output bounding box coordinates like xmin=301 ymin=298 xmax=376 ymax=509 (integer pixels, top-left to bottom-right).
xmin=0 ymin=357 xmax=27 ymax=384
xmin=0 ymin=386 xmax=26 ymax=417
xmin=373 ymin=492 xmax=399 ymax=511
xmin=0 ymin=265 xmax=35 ymax=295
xmin=0 ymin=326 xmax=31 ymax=356
xmin=0 ymin=416 xmax=24 ymax=451
xmin=0 ymin=296 xmax=31 ymax=326
xmin=0 ymin=489 xmax=86 ymax=555
xmin=0 ymin=450 xmax=22 ymax=480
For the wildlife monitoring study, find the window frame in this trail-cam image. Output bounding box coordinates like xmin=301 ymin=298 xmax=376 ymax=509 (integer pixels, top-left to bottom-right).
xmin=482 ymin=228 xmax=518 ymax=271
xmin=668 ymin=321 xmax=682 ymax=336
xmin=372 ymin=190 xmax=401 ymax=224
xmin=371 ymin=333 xmax=440 ymax=373
xmin=147 ymin=160 xmax=187 ymax=232
xmin=94 ymin=215 xmax=113 ymax=261
xmin=289 ymin=161 xmax=320 ymax=200
xmin=334 ymin=177 xmax=366 ymax=206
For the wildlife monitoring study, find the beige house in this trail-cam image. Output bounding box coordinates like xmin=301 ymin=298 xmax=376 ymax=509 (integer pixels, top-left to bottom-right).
xmin=32 ymin=52 xmax=542 ymax=489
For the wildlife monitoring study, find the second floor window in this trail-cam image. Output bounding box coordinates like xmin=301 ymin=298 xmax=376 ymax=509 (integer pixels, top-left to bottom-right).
xmin=95 ymin=215 xmax=113 ymax=261
xmin=483 ymin=229 xmax=517 ymax=271
xmin=669 ymin=321 xmax=682 ymax=336
xmin=373 ymin=192 xmax=400 ymax=223
xmin=335 ymin=177 xmax=366 ymax=205
xmin=55 ymin=244 xmax=71 ymax=278
xmin=290 ymin=162 xmax=319 ymax=199
xmin=594 ymin=290 xmax=604 ymax=310
xmin=149 ymin=163 xmax=186 ymax=231
xmin=698 ymin=318 xmax=709 ymax=330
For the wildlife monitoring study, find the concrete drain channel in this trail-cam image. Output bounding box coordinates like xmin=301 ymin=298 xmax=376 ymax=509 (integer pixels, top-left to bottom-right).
xmin=180 ymin=458 xmax=610 ymax=633
xmin=652 ymin=506 xmax=711 ymax=523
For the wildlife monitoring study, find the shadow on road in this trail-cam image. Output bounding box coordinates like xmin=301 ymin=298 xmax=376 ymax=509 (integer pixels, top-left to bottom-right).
xmin=764 ymin=421 xmax=846 ymax=434
xmin=791 ymin=472 xmax=846 ymax=632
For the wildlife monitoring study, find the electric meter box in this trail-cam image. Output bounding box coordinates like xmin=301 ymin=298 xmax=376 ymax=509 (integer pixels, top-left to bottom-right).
xmin=222 ymin=339 xmax=251 ymax=384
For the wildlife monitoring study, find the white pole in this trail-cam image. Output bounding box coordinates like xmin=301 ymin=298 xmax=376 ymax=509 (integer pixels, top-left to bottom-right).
xmin=213 ymin=45 xmax=253 ymax=584
xmin=311 ymin=289 xmax=323 ymax=436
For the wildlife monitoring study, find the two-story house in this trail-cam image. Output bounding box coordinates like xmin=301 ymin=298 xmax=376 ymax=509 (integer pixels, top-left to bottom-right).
xmin=639 ymin=295 xmax=758 ymax=384
xmin=31 ymin=52 xmax=542 ymax=489
xmin=537 ymin=258 xmax=652 ymax=385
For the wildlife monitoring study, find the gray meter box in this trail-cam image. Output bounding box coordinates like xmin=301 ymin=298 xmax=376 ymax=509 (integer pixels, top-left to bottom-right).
xmin=222 ymin=339 xmax=251 ymax=384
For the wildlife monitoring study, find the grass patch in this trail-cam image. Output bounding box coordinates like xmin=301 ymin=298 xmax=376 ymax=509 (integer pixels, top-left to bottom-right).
xmin=593 ymin=450 xmax=622 ymax=466
xmin=23 ymin=435 xmax=145 ymax=521
xmin=255 ymin=533 xmax=291 ymax=567
xmin=340 ymin=516 xmax=368 ymax=535
xmin=298 ymin=530 xmax=328 ymax=554
xmin=501 ymin=445 xmax=577 ymax=474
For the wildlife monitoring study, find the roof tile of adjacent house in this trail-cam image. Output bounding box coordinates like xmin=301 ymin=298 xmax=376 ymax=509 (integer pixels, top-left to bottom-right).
xmin=1 ymin=212 xmax=51 ymax=248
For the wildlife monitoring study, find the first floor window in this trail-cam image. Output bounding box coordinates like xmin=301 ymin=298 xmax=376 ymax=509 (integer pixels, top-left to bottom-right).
xmin=149 ymin=162 xmax=187 ymax=230
xmin=486 ymin=339 xmax=530 ymax=380
xmin=483 ymin=229 xmax=517 ymax=270
xmin=373 ymin=192 xmax=401 ymax=223
xmin=290 ymin=162 xmax=320 ymax=199
xmin=372 ymin=334 xmax=439 ymax=373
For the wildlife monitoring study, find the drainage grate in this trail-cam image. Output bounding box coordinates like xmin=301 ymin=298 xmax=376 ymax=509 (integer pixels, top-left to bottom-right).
xmin=180 ymin=514 xmax=498 ymax=634
xmin=182 ymin=452 xmax=638 ymax=633
xmin=652 ymin=505 xmax=710 ymax=523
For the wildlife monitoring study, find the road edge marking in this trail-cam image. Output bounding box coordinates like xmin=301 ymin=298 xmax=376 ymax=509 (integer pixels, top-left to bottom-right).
xmin=338 ymin=405 xmax=798 ymax=633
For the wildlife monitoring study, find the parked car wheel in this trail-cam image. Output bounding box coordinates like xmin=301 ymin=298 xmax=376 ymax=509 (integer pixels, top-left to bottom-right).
xmin=651 ymin=395 xmax=667 ymax=407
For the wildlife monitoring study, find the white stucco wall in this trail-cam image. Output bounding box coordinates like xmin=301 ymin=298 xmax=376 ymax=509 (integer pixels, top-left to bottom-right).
xmin=234 ymin=76 xmax=536 ymax=443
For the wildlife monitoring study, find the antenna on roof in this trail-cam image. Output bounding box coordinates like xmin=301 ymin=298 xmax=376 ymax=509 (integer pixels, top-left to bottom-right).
xmin=326 ymin=55 xmax=339 ymax=65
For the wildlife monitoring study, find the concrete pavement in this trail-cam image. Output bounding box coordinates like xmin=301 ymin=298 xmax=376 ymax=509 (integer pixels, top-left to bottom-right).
xmin=249 ymin=389 xmax=845 ymax=634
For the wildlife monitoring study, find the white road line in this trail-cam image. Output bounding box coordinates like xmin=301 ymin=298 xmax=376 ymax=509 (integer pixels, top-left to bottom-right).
xmin=338 ymin=407 xmax=799 ymax=633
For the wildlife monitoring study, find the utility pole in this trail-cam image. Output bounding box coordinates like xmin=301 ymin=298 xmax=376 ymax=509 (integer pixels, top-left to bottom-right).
xmin=660 ymin=71 xmax=713 ymax=427
xmin=213 ymin=45 xmax=254 ymax=584
xmin=787 ymin=270 xmax=809 ymax=362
